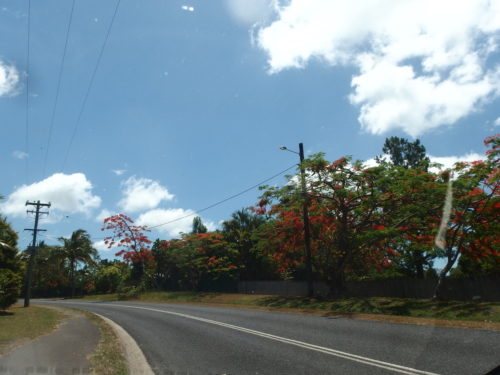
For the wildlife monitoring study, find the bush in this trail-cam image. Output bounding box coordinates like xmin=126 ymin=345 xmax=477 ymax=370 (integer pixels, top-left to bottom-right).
xmin=0 ymin=269 xmax=21 ymax=310
xmin=117 ymin=284 xmax=144 ymax=300
xmin=0 ymin=216 xmax=21 ymax=310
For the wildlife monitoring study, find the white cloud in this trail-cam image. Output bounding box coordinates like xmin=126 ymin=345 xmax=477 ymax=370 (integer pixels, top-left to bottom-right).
xmin=226 ymin=0 xmax=274 ymax=26
xmin=494 ymin=117 xmax=500 ymax=126
xmin=428 ymin=152 xmax=485 ymax=172
xmin=364 ymin=152 xmax=485 ymax=171
xmin=181 ymin=5 xmax=194 ymax=12
xmin=95 ymin=208 xmax=114 ymax=223
xmin=0 ymin=173 xmax=101 ymax=221
xmin=136 ymin=208 xmax=216 ymax=238
xmin=256 ymin=0 xmax=500 ymax=136
xmin=118 ymin=176 xmax=174 ymax=213
xmin=0 ymin=60 xmax=20 ymax=97
xmin=93 ymin=240 xmax=110 ymax=252
xmin=112 ymin=169 xmax=126 ymax=176
xmin=12 ymin=150 xmax=28 ymax=160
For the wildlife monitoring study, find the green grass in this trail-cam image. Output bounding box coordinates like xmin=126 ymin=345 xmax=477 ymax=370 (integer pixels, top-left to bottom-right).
xmin=80 ymin=310 xmax=128 ymax=375
xmin=81 ymin=291 xmax=500 ymax=324
xmin=255 ymin=296 xmax=500 ymax=323
xmin=0 ymin=304 xmax=67 ymax=355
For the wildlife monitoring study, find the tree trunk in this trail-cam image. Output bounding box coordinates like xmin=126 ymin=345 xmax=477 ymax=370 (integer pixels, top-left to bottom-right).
xmin=328 ymin=270 xmax=346 ymax=298
xmin=433 ymin=255 xmax=457 ymax=300
xmin=70 ymin=259 xmax=75 ymax=298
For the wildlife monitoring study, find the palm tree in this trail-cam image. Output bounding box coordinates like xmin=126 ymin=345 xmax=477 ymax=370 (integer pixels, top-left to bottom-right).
xmin=222 ymin=208 xmax=267 ymax=280
xmin=58 ymin=229 xmax=97 ymax=298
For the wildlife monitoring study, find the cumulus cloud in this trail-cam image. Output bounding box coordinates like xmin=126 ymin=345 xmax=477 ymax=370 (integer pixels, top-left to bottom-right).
xmin=494 ymin=117 xmax=500 ymax=126
xmin=0 ymin=60 xmax=20 ymax=97
xmin=118 ymin=176 xmax=174 ymax=213
xmin=226 ymin=0 xmax=274 ymax=26
xmin=136 ymin=208 xmax=215 ymax=237
xmin=256 ymin=0 xmax=500 ymax=136
xmin=364 ymin=152 xmax=485 ymax=171
xmin=112 ymin=169 xmax=126 ymax=176
xmin=428 ymin=152 xmax=485 ymax=172
xmin=12 ymin=150 xmax=28 ymax=160
xmin=95 ymin=208 xmax=114 ymax=223
xmin=93 ymin=240 xmax=110 ymax=252
xmin=0 ymin=173 xmax=101 ymax=221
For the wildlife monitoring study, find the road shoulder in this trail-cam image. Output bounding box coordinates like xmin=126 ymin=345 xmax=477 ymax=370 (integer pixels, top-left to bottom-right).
xmin=0 ymin=307 xmax=99 ymax=374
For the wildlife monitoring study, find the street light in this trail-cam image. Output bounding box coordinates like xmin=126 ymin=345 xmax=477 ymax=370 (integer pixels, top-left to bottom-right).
xmin=280 ymin=143 xmax=314 ymax=297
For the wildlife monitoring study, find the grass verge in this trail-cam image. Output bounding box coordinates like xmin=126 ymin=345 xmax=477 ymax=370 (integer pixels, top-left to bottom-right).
xmin=61 ymin=307 xmax=128 ymax=375
xmin=80 ymin=291 xmax=500 ymax=330
xmin=0 ymin=304 xmax=67 ymax=355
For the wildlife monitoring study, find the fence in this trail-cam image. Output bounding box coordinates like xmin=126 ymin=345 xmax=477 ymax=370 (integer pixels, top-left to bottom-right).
xmin=238 ymin=277 xmax=500 ymax=301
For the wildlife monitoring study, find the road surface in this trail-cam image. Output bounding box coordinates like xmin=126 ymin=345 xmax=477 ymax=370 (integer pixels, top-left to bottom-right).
xmin=34 ymin=299 xmax=500 ymax=375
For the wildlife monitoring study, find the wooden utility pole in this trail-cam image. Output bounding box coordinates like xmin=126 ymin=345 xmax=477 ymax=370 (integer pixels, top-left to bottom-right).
xmin=298 ymin=143 xmax=314 ymax=297
xmin=280 ymin=143 xmax=314 ymax=297
xmin=24 ymin=200 xmax=50 ymax=307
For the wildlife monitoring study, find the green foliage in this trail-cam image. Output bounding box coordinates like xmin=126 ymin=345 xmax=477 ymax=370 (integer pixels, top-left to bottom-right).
xmin=0 ymin=269 xmax=21 ymax=310
xmin=0 ymin=216 xmax=21 ymax=310
xmin=95 ymin=262 xmax=128 ymax=293
xmin=191 ymin=216 xmax=208 ymax=234
xmin=221 ymin=208 xmax=274 ymax=280
xmin=381 ymin=136 xmax=430 ymax=170
xmin=117 ymin=284 xmax=144 ymax=300
xmin=152 ymin=232 xmax=239 ymax=291
xmin=258 ymin=154 xmax=407 ymax=294
xmin=58 ymin=229 xmax=98 ymax=297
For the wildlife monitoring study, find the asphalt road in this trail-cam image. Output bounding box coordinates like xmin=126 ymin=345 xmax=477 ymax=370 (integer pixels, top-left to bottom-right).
xmin=34 ymin=299 xmax=500 ymax=375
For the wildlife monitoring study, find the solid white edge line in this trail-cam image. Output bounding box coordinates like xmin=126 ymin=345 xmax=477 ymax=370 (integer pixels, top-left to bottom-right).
xmin=66 ymin=302 xmax=441 ymax=375
xmin=92 ymin=312 xmax=154 ymax=375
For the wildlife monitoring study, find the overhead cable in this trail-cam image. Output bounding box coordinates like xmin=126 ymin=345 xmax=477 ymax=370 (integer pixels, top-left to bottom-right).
xmin=24 ymin=0 xmax=31 ymax=182
xmin=42 ymin=0 xmax=76 ymax=178
xmin=61 ymin=0 xmax=122 ymax=171
xmin=148 ymin=163 xmax=297 ymax=230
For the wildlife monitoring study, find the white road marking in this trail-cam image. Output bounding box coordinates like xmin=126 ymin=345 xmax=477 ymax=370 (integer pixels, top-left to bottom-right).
xmin=56 ymin=302 xmax=440 ymax=375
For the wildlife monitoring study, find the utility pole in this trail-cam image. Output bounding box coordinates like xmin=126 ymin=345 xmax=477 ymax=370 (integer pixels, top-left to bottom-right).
xmin=280 ymin=143 xmax=314 ymax=297
xmin=24 ymin=200 xmax=50 ymax=307
xmin=298 ymin=143 xmax=314 ymax=297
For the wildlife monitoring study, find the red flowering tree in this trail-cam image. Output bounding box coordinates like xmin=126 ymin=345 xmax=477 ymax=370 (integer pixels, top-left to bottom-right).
xmin=258 ymin=154 xmax=403 ymax=295
xmin=151 ymin=232 xmax=239 ymax=291
xmin=101 ymin=214 xmax=152 ymax=282
xmin=433 ymin=135 xmax=499 ymax=298
xmin=380 ymin=167 xmax=448 ymax=279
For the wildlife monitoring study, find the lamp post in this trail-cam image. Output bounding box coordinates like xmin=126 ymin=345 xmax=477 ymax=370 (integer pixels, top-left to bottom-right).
xmin=280 ymin=143 xmax=314 ymax=297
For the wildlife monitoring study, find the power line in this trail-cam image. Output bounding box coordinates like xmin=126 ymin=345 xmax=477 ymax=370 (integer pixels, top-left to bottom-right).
xmin=61 ymin=0 xmax=122 ymax=172
xmin=24 ymin=0 xmax=31 ymax=182
xmin=147 ymin=163 xmax=297 ymax=230
xmin=92 ymin=164 xmax=297 ymax=240
xmin=42 ymin=0 xmax=76 ymax=178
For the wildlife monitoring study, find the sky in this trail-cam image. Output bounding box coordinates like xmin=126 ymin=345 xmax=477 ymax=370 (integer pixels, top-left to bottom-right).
xmin=1 ymin=0 xmax=499 ymax=259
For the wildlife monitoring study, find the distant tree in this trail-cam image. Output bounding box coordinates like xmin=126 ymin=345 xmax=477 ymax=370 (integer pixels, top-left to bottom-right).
xmin=152 ymin=233 xmax=239 ymax=291
xmin=191 ymin=216 xmax=207 ymax=234
xmin=29 ymin=242 xmax=67 ymax=297
xmin=95 ymin=260 xmax=129 ymax=293
xmin=102 ymin=214 xmax=152 ymax=283
xmin=0 ymin=216 xmax=21 ymax=310
xmin=221 ymin=208 xmax=271 ymax=280
xmin=58 ymin=229 xmax=97 ymax=298
xmin=382 ymin=136 xmax=430 ymax=170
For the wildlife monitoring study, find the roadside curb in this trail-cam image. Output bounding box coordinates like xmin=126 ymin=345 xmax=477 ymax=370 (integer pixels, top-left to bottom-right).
xmin=93 ymin=313 xmax=154 ymax=375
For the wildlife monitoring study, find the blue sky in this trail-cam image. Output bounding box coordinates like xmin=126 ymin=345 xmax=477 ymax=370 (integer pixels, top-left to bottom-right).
xmin=1 ymin=0 xmax=499 ymax=259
